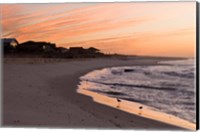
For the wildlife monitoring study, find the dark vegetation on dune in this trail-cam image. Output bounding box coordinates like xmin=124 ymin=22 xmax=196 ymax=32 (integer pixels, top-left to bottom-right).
xmin=1 ymin=38 xmax=185 ymax=60
xmin=1 ymin=38 xmax=113 ymax=58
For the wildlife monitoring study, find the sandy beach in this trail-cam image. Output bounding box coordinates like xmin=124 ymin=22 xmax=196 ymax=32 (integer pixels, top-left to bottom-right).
xmin=2 ymin=57 xmax=194 ymax=130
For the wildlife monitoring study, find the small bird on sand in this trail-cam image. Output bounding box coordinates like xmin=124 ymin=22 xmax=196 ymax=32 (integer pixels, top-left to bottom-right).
xmin=116 ymin=98 xmax=121 ymax=108
xmin=139 ymin=106 xmax=143 ymax=115
xmin=117 ymin=98 xmax=121 ymax=102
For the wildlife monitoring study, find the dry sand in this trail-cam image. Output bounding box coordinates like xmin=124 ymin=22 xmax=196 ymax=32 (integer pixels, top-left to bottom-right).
xmin=2 ymin=57 xmax=194 ymax=130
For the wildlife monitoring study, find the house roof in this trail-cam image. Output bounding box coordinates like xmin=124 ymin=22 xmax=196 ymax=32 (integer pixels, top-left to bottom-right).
xmin=19 ymin=41 xmax=56 ymax=47
xmin=69 ymin=47 xmax=83 ymax=49
xmin=69 ymin=47 xmax=84 ymax=50
xmin=88 ymin=47 xmax=99 ymax=51
xmin=1 ymin=38 xmax=18 ymax=43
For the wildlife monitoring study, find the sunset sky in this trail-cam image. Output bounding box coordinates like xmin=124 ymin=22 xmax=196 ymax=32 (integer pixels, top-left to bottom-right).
xmin=1 ymin=2 xmax=196 ymax=57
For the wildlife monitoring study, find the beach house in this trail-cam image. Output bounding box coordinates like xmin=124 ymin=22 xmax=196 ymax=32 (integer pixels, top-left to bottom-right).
xmin=1 ymin=38 xmax=19 ymax=53
xmin=17 ymin=41 xmax=56 ymax=53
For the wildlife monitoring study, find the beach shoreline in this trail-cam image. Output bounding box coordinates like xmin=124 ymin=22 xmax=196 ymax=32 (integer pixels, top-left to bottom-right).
xmin=77 ymin=80 xmax=195 ymax=130
xmin=3 ymin=57 xmax=194 ymax=130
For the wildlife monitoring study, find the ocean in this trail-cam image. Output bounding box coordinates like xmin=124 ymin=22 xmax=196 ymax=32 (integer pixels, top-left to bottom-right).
xmin=79 ymin=59 xmax=196 ymax=123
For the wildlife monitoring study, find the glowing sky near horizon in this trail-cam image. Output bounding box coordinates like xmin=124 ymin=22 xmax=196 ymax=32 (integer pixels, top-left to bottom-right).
xmin=1 ymin=2 xmax=196 ymax=57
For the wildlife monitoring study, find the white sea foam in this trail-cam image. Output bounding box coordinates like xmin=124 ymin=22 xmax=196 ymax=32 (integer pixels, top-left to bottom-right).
xmin=79 ymin=59 xmax=196 ymax=123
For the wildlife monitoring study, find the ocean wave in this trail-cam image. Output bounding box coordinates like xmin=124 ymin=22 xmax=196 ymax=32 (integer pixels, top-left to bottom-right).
xmin=86 ymin=80 xmax=177 ymax=91
xmin=79 ymin=59 xmax=196 ymax=123
xmin=162 ymin=71 xmax=194 ymax=79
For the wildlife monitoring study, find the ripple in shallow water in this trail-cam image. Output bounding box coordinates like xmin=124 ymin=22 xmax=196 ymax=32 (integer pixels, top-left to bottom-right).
xmin=79 ymin=59 xmax=196 ymax=123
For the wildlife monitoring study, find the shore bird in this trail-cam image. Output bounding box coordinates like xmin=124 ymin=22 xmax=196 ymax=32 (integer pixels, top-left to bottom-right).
xmin=116 ymin=98 xmax=121 ymax=108
xmin=139 ymin=106 xmax=143 ymax=115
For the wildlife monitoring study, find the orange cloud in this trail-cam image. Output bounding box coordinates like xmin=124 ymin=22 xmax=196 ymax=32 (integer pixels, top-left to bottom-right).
xmin=1 ymin=2 xmax=196 ymax=57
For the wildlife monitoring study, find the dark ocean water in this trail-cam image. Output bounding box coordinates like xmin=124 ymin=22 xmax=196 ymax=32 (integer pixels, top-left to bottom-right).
xmin=79 ymin=59 xmax=196 ymax=123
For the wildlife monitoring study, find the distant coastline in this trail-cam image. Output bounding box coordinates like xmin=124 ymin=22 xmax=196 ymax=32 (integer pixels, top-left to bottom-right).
xmin=1 ymin=38 xmax=188 ymax=60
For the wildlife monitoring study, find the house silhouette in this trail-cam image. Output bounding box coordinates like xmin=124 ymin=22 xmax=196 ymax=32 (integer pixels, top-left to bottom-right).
xmin=1 ymin=38 xmax=19 ymax=53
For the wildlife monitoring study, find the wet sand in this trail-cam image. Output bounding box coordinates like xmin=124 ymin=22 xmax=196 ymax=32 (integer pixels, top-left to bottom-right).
xmin=78 ymin=81 xmax=195 ymax=130
xmin=3 ymin=57 xmax=194 ymax=130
